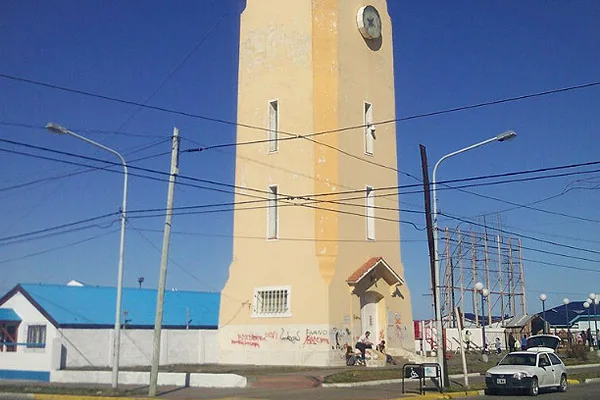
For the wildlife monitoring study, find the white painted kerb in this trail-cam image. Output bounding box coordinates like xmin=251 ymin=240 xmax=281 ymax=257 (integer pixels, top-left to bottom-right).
xmin=189 ymin=373 xmax=247 ymax=388
xmin=51 ymin=370 xmax=186 ymax=386
xmin=50 ymin=371 xmax=246 ymax=388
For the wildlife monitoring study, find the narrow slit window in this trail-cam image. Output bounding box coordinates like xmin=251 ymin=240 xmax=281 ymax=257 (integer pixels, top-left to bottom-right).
xmin=364 ymin=102 xmax=374 ymax=155
xmin=268 ymin=100 xmax=279 ymax=153
xmin=267 ymin=185 xmax=278 ymax=239
xmin=366 ymin=186 xmax=375 ymax=240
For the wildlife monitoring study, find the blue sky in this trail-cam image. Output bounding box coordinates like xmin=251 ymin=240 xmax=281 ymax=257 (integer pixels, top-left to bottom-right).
xmin=1 ymin=1 xmax=599 ymax=320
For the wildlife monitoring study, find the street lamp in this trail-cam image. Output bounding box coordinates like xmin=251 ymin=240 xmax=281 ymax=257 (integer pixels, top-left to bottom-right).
xmin=539 ymin=293 xmax=547 ymax=334
xmin=475 ymin=282 xmax=490 ymax=359
xmin=584 ymin=301 xmax=591 ymax=343
xmin=432 ymin=130 xmax=517 ymax=385
xmin=46 ymin=122 xmax=128 ymax=389
xmin=592 ymin=294 xmax=600 ymax=350
xmin=562 ymin=298 xmax=570 ymax=347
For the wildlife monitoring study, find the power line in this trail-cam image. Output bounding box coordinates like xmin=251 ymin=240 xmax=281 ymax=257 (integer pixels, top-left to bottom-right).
xmin=128 ymin=199 xmax=426 ymax=230
xmin=5 ymin=136 xmax=600 ymax=229
xmin=0 ymin=228 xmax=119 ymax=265
xmin=444 ymin=183 xmax=600 ymax=224
xmin=134 ymin=227 xmax=427 ymax=243
xmin=441 ymin=213 xmax=600 ymax=262
xmin=182 ymin=136 xmax=424 ymax=210
xmin=0 ymin=212 xmax=118 ymax=244
xmin=441 ymin=244 xmax=600 ymax=274
xmin=113 ymin=0 xmax=230 ymax=130
xmin=448 ymin=227 xmax=600 ymax=262
xmin=11 ymin=73 xmax=600 ymax=183
xmin=0 ymin=147 xmax=171 ymax=194
xmin=0 ymin=145 xmax=246 ymax=198
xmin=0 ymin=138 xmax=273 ymax=198
xmin=0 ymin=121 xmax=168 ymax=139
xmin=128 ymin=222 xmax=242 ymax=302
xmin=304 ymin=80 xmax=600 ymax=138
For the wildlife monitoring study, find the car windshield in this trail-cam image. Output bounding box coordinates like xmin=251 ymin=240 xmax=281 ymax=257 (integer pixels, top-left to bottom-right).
xmin=499 ymin=354 xmax=537 ymax=366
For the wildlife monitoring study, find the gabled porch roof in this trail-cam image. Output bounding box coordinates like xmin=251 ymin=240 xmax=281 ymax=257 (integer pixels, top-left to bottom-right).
xmin=346 ymin=256 xmax=404 ymax=286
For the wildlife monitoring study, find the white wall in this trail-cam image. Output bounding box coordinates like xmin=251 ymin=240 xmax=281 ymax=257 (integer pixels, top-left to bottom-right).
xmin=50 ymin=370 xmax=247 ymax=388
xmin=218 ymin=324 xmax=344 ymax=366
xmin=0 ymin=292 xmax=56 ymax=371
xmin=414 ymin=321 xmax=507 ymax=354
xmin=200 ymin=330 xmax=219 ymax=364
xmin=59 ymin=328 xmax=215 ymax=368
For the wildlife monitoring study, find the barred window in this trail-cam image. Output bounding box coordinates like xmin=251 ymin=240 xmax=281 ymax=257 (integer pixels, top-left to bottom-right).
xmin=253 ymin=286 xmax=291 ymax=317
xmin=27 ymin=325 xmax=46 ymax=348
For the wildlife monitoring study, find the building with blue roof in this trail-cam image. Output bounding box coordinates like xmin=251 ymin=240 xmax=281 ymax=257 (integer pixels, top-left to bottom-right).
xmin=538 ymin=301 xmax=598 ymax=330
xmin=0 ymin=283 xmax=220 ymax=381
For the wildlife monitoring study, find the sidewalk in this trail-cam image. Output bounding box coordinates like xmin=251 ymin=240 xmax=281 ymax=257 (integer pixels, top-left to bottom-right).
xmin=8 ymin=361 xmax=600 ymax=400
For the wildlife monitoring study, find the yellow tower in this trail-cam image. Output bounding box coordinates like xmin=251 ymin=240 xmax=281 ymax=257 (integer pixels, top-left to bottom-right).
xmin=218 ymin=0 xmax=414 ymax=366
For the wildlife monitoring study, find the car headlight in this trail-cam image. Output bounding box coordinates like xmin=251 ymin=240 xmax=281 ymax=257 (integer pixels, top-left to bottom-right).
xmin=513 ymin=372 xmax=530 ymax=380
xmin=485 ymin=371 xmax=492 ymax=378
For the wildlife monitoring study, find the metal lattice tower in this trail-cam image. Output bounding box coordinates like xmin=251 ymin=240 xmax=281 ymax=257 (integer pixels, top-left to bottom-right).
xmin=440 ymin=218 xmax=527 ymax=328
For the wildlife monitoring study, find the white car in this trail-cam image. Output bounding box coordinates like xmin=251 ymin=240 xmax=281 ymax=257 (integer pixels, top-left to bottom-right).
xmin=485 ymin=335 xmax=567 ymax=396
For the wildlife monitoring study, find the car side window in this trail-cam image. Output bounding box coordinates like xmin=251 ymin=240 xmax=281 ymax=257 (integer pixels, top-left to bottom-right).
xmin=548 ymin=353 xmax=562 ymax=365
xmin=538 ymin=354 xmax=551 ymax=367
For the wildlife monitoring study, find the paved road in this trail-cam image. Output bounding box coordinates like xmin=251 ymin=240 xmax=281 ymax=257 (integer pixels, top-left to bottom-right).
xmin=456 ymin=381 xmax=600 ymax=400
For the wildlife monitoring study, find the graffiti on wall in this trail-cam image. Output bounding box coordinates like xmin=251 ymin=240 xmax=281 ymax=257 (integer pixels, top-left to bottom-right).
xmin=230 ymin=327 xmax=331 ymax=349
xmin=304 ymin=329 xmax=330 ymax=346
xmin=330 ymin=327 xmax=351 ymax=350
xmin=229 ymin=326 xmax=359 ymax=353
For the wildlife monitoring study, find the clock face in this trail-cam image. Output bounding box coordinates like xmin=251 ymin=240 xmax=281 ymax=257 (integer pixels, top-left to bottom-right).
xmin=357 ymin=5 xmax=382 ymax=40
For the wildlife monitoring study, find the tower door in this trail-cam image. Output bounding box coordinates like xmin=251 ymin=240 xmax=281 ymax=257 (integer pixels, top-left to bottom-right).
xmin=360 ymin=291 xmax=382 ymax=339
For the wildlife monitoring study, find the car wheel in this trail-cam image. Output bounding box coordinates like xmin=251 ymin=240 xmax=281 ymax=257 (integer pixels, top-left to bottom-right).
xmin=484 ymin=388 xmax=498 ymax=395
xmin=558 ymin=374 xmax=567 ymax=392
xmin=528 ymin=377 xmax=539 ymax=396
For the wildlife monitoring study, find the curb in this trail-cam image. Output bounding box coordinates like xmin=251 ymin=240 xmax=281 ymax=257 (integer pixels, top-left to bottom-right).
xmin=567 ymin=363 xmax=600 ymax=370
xmin=34 ymin=395 xmax=144 ymax=400
xmin=322 ymin=372 xmax=481 ymax=388
xmin=399 ymin=390 xmax=484 ymax=399
xmin=323 ymin=378 xmax=405 ymax=388
xmin=448 ymin=373 xmax=482 ymax=379
xmin=584 ymin=377 xmax=600 ymax=383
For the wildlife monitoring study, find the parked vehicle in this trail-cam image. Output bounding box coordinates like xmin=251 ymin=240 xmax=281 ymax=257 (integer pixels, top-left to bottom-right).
xmin=484 ymin=334 xmax=567 ymax=396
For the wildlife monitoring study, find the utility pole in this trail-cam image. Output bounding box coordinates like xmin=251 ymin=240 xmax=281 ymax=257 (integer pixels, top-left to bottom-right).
xmin=149 ymin=127 xmax=180 ymax=397
xmin=419 ymin=144 xmax=448 ymax=388
xmin=458 ymin=229 xmax=465 ymax=327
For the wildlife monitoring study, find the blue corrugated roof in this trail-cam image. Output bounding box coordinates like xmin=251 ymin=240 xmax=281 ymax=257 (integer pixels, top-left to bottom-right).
xmin=540 ymin=301 xmax=593 ymax=327
xmin=0 ymin=308 xmax=21 ymax=322
xmin=17 ymin=284 xmax=219 ymax=328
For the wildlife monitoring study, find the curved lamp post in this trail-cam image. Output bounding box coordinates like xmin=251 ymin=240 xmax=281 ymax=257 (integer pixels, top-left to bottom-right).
xmin=475 ymin=282 xmax=490 ymax=359
xmin=563 ymin=298 xmax=570 ymax=347
xmin=539 ymin=293 xmax=547 ymax=334
xmin=432 ymin=130 xmax=517 ymax=386
xmin=584 ymin=300 xmax=591 ymax=345
xmin=592 ymin=294 xmax=600 ymax=350
xmin=46 ymin=122 xmax=128 ymax=389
